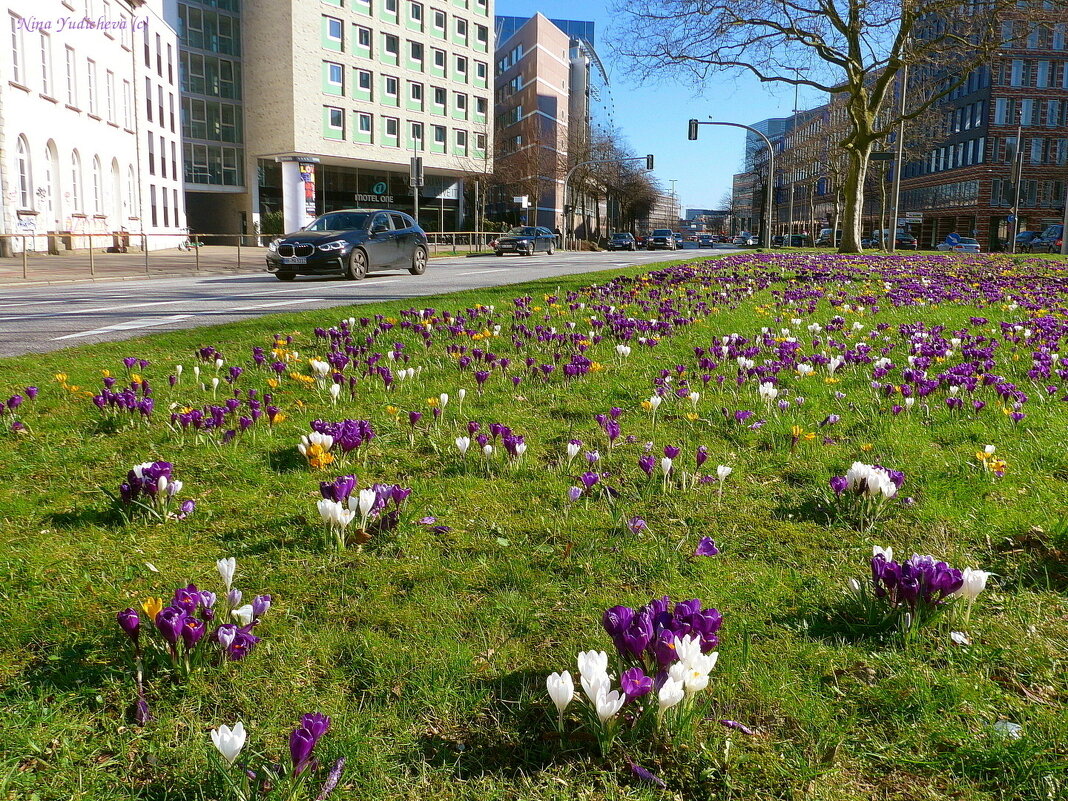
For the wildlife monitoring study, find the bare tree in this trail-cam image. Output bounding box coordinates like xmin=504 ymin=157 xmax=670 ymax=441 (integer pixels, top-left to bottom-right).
xmin=613 ymin=0 xmax=1066 ymax=252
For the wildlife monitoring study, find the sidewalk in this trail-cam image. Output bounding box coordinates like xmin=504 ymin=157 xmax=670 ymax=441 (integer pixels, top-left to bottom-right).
xmin=0 ymin=244 xmax=493 ymax=287
xmin=0 ymin=245 xmax=266 ymax=286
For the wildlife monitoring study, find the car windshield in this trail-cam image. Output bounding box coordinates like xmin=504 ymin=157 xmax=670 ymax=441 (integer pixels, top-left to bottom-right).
xmin=612 ymin=233 xmax=631 ymax=239
xmin=305 ymin=212 xmax=369 ymax=231
xmin=507 ymin=227 xmax=540 ymax=236
xmin=957 ymin=238 xmax=979 ymax=244
xmin=651 ymin=229 xmax=672 ymax=236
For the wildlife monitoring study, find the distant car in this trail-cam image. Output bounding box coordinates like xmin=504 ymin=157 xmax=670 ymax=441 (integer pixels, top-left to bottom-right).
xmin=493 ymin=226 xmax=556 ymax=256
xmin=894 ymin=232 xmax=918 ymax=250
xmin=1015 ymin=231 xmax=1041 ymax=252
xmin=648 ymin=229 xmax=677 ymax=250
xmin=815 ymin=229 xmax=842 ymax=247
xmin=673 ymin=233 xmax=685 ymax=248
xmin=265 ymin=209 xmax=428 ymax=281
xmin=697 ymin=234 xmax=715 ymax=247
xmin=1031 ymin=224 xmax=1063 ymax=253
xmin=936 ymin=236 xmax=981 ymax=254
xmin=861 ymin=236 xmax=879 ymax=248
xmin=607 ymin=232 xmax=637 ymax=251
xmin=733 ymin=233 xmax=759 ymax=246
xmin=635 ymin=235 xmax=648 ymax=249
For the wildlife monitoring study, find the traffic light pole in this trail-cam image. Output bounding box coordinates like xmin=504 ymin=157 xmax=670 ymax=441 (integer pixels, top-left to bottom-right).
xmin=564 ymin=154 xmax=654 ymax=250
xmin=688 ymin=119 xmax=774 ymax=249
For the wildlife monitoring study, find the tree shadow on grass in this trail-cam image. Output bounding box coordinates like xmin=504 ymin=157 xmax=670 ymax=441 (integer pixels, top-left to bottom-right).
xmin=44 ymin=506 xmax=117 ymax=529
xmin=990 ymin=527 xmax=1068 ymax=593
xmin=1 ymin=639 xmax=120 ymax=701
xmin=417 ymin=669 xmax=585 ymax=780
xmin=779 ymin=600 xmax=896 ymax=647
xmin=266 ymin=446 xmax=306 ymax=474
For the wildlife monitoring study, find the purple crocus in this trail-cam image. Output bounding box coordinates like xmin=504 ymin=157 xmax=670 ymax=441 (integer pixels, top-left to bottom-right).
xmin=696 ymin=446 xmax=709 ymax=468
xmin=627 ymin=517 xmax=647 ymax=534
xmin=829 ymin=475 xmax=849 ymax=495
xmin=579 ymin=471 xmax=599 ymax=489
xmin=252 ymin=594 xmax=272 ymax=617
xmin=620 ymin=666 xmax=653 ymax=699
xmin=154 ymin=606 xmax=187 ymax=646
xmin=181 ymin=617 xmax=206 ymax=650
xmin=694 ymin=537 xmax=720 ymax=556
xmin=289 ymin=727 xmax=318 ymax=776
xmin=117 ymin=608 xmax=140 ymax=641
xmin=567 ymin=486 xmax=582 ymax=502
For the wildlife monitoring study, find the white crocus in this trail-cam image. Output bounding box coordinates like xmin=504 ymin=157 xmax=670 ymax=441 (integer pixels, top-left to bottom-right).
xmin=329 ymin=383 xmax=340 ymax=403
xmin=660 ymin=457 xmax=674 ymax=477
xmin=647 ymin=395 xmax=662 ymax=411
xmin=546 ymin=671 xmax=574 ymax=717
xmin=357 ymin=488 xmax=376 ymax=523
xmin=231 ymin=604 xmax=255 ymax=627
xmin=210 ymin=722 xmax=247 ymax=766
xmin=439 ymin=393 xmax=449 ymax=408
xmin=716 ymin=465 xmax=732 ymax=481
xmin=455 ymin=436 xmax=471 ymax=456
xmin=873 ymin=545 xmax=894 ymax=562
xmin=576 ymin=649 xmax=608 ymax=680
xmin=758 ymin=382 xmax=778 ymax=403
xmin=482 ymin=444 xmax=493 ymax=457
xmin=984 ymin=444 xmax=996 ymax=456
xmin=457 ymin=388 xmax=467 ymax=402
xmin=673 ymin=634 xmax=703 ymax=666
xmin=953 ymin=567 xmax=989 ymax=601
xmin=688 ymin=391 xmax=700 ymax=408
xmin=566 ymin=442 xmax=581 ymax=462
xmin=216 ymin=557 xmax=236 ymax=591
xmin=594 ymin=687 xmax=626 ymax=724
xmin=796 ymin=363 xmax=814 ymax=377
xmin=657 ymin=678 xmax=685 ymax=711
xmin=827 ymin=356 xmax=844 ymax=375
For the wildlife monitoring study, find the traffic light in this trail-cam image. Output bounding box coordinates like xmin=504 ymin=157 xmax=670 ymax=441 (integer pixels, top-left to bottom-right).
xmin=687 ymin=119 xmax=699 ymax=140
xmin=646 ymin=154 xmax=654 ymax=170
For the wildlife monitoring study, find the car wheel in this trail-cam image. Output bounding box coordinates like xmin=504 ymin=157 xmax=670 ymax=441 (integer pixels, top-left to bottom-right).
xmin=546 ymin=243 xmax=554 ymax=255
xmin=346 ymin=248 xmax=367 ymax=280
xmin=276 ymin=272 xmax=295 ymax=282
xmin=409 ymin=246 xmax=428 ymax=275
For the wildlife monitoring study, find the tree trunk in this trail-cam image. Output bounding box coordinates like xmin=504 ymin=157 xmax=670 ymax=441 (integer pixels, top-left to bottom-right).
xmin=839 ymin=146 xmax=871 ymax=253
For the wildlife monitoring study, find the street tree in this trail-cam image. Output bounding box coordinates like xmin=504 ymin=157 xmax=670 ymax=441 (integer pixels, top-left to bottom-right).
xmin=613 ymin=0 xmax=1066 ymax=252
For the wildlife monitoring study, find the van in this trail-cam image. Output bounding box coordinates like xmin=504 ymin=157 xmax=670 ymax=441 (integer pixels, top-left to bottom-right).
xmin=815 ymin=229 xmax=842 ymax=247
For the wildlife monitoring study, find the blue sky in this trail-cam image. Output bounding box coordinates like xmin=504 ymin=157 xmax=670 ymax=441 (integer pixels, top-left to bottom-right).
xmin=496 ymin=0 xmax=824 ymax=211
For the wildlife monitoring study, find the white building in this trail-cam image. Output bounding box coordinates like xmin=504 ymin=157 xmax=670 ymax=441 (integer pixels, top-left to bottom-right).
xmin=0 ymin=0 xmax=185 ymax=255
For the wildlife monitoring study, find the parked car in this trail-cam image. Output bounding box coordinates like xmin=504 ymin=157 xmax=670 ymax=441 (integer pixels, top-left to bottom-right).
xmin=697 ymin=234 xmax=715 ymax=247
xmin=673 ymin=233 xmax=685 ymax=248
xmin=861 ymin=236 xmax=879 ymax=248
xmin=265 ymin=209 xmax=428 ymax=281
xmin=733 ymin=233 xmax=760 ymax=246
xmin=815 ymin=229 xmax=842 ymax=247
xmin=635 ymin=235 xmax=648 ymax=249
xmin=936 ymin=236 xmax=981 ymax=254
xmin=893 ymin=232 xmax=918 ymax=250
xmin=607 ymin=232 xmax=637 ymax=251
xmin=1015 ymin=231 xmax=1042 ymax=251
xmin=493 ymin=226 xmax=557 ymax=256
xmin=1031 ymin=224 xmax=1064 ymax=253
xmin=648 ymin=229 xmax=678 ymax=250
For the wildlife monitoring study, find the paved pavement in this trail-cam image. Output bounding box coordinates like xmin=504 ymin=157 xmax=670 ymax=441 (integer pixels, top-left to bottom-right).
xmin=0 ymin=245 xmax=733 ymax=357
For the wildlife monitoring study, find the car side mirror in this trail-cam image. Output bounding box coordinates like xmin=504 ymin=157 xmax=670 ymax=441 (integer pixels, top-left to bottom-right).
xmin=371 ymin=224 xmax=388 ymax=234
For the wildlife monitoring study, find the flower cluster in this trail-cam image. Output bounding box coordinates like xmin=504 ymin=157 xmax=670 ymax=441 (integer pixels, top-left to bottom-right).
xmin=168 ymin=390 xmax=272 ymax=444
xmin=316 ymin=475 xmax=411 ymax=549
xmin=210 ymin=714 xmax=344 ymax=799
xmin=309 ymin=419 xmax=376 ymax=456
xmin=92 ymin=377 xmax=154 ymax=423
xmin=976 ymin=444 xmax=1007 ymax=477
xmin=828 ymin=462 xmax=905 ymax=529
xmin=2 ymin=386 xmax=36 ymax=433
xmin=115 ymin=461 xmax=195 ymax=522
xmin=545 ymin=597 xmax=724 ymax=755
xmin=116 ymin=558 xmax=268 ymax=722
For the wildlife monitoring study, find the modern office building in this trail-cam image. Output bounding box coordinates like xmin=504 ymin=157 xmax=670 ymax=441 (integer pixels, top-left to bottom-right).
xmin=1 ymin=0 xmax=185 ymax=254
xmin=238 ymin=0 xmax=494 ymax=235
xmin=490 ymin=13 xmax=607 ymax=233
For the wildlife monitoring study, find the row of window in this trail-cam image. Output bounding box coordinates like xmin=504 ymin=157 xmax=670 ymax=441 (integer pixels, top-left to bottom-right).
xmin=322 ymin=5 xmax=488 ymax=48
xmin=1001 ymin=20 xmax=1068 ymax=51
xmin=322 ymin=106 xmax=485 ymax=153
xmin=992 ymin=135 xmax=1068 ymax=166
xmin=323 ymin=0 xmax=489 ymax=17
xmin=13 ymin=135 xmax=140 ymax=221
xmin=996 ymin=59 xmax=1068 ymax=89
xmin=323 ymin=63 xmax=487 ymax=115
xmin=181 ymin=97 xmax=242 ymax=143
xmin=993 ymin=97 xmax=1068 ymax=127
xmin=178 ymin=3 xmax=240 ymax=57
xmin=991 ymin=178 xmax=1067 ymax=208
xmin=901 ymin=180 xmax=981 ymax=211
xmin=495 ymin=42 xmax=524 ymax=76
xmin=184 ymin=142 xmax=244 ymax=187
xmin=180 ymin=51 xmax=241 ymax=99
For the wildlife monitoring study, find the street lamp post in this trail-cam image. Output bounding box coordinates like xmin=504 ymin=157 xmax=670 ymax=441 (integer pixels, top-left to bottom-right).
xmin=563 ymin=154 xmax=654 ymax=250
xmin=688 ymin=118 xmax=774 ymax=247
xmin=1009 ymin=124 xmax=1024 ymax=254
xmin=786 ymin=67 xmax=807 ymax=247
xmin=888 ymin=63 xmax=908 ymax=254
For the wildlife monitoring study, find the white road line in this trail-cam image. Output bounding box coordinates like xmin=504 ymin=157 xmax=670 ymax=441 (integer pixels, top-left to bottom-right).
xmin=456 ymin=269 xmax=508 ymax=276
xmin=51 ymin=298 xmax=325 ymax=341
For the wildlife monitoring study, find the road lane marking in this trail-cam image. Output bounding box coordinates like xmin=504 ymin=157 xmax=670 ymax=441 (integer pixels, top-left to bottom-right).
xmin=51 ymin=298 xmax=326 ymax=340
xmin=456 ymin=269 xmax=508 ymax=276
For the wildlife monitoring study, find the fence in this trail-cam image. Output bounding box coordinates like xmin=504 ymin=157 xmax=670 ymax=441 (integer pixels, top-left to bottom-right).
xmin=0 ymin=231 xmax=499 ymax=282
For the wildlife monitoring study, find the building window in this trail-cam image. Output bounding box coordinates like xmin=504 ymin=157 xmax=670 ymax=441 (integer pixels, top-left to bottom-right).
xmin=433 ymin=86 xmax=446 ymax=106
xmin=106 ymin=70 xmax=116 ymax=122
xmin=172 ymin=141 xmax=177 ymax=179
xmin=433 ymin=48 xmax=445 ymax=69
xmin=16 ymin=136 xmax=32 ymax=209
xmin=145 ymin=76 xmax=152 ymax=121
xmin=410 ymin=41 xmax=423 ymax=62
xmin=92 ymin=156 xmax=103 ymax=215
xmin=357 ymin=26 xmax=371 ymax=49
xmin=455 ymin=92 xmax=467 ymax=114
xmin=475 ymin=24 xmax=488 ymax=48
xmin=475 ymin=132 xmax=486 ymax=151
xmin=384 ymin=34 xmax=399 ymax=58
xmin=358 ymin=112 xmax=373 ymax=135
xmin=9 ymin=14 xmax=23 ymax=85
xmin=123 ymin=80 xmax=132 ymax=128
xmin=455 ymin=18 xmax=467 ymax=41
xmin=327 ymin=61 xmax=344 ymax=89
xmin=410 ymin=2 xmax=422 ymax=22
xmin=475 ymin=96 xmax=487 ymax=115
xmin=455 ymin=55 xmax=467 ymax=76
xmin=411 ymin=121 xmax=423 ymax=144
xmin=65 ymin=46 xmax=77 ymax=106
xmin=327 ymin=106 xmax=344 ymax=132
xmin=150 ymin=185 xmax=157 ymax=226
xmin=385 ymin=0 xmax=397 ymax=12
xmin=159 ymin=135 xmax=167 ymax=178
xmin=163 ymin=187 xmax=169 ymax=227
xmin=433 ymin=124 xmax=446 ymax=144
xmin=70 ymin=151 xmax=82 ymax=211
xmin=326 ymin=16 xmax=343 ymax=44
xmin=410 ymin=81 xmax=423 ymax=102
xmin=475 ymin=61 xmax=487 ymax=81
xmin=455 ymin=129 xmax=467 ymax=153
xmin=357 ymin=69 xmax=373 ymax=94
xmin=433 ymin=9 xmax=445 ymax=31
xmin=385 ymin=75 xmax=398 ymax=98
xmin=39 ymin=33 xmax=52 ymax=96
xmin=148 ymin=136 xmax=155 ymax=175
xmin=87 ymin=59 xmax=97 ymax=115
xmin=127 ymin=166 xmax=137 ymax=218
xmin=385 ymin=116 xmax=399 ymax=139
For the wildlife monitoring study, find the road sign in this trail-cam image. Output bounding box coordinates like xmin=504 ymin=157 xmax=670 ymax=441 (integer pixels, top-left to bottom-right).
xmin=513 ymin=195 xmax=529 ymax=208
xmin=1007 ymin=214 xmax=1016 ymax=223
xmin=904 ymin=212 xmax=923 ymax=221
xmin=870 ymin=152 xmax=894 ymax=161
xmin=409 ymin=157 xmax=424 ymax=188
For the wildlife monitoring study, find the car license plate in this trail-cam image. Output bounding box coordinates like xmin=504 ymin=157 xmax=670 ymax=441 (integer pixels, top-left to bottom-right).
xmin=282 ymin=257 xmax=307 ymax=265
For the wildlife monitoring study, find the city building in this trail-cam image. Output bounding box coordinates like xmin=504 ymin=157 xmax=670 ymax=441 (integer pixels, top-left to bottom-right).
xmin=235 ymin=0 xmax=494 ymax=236
xmin=1 ymin=0 xmax=185 ymax=255
xmin=490 ymin=13 xmax=607 ymax=233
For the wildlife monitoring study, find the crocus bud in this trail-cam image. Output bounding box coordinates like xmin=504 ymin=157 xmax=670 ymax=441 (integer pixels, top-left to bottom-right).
xmin=252 ymin=595 xmax=272 ymax=617
xmin=227 ymin=588 xmax=243 ymax=607
xmin=216 ymin=623 xmax=238 ymax=648
xmin=117 ymin=608 xmax=140 ymax=641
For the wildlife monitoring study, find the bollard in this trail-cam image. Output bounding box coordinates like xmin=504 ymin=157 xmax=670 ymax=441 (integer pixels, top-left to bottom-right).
xmin=89 ymin=233 xmax=95 ymax=276
xmin=144 ymin=234 xmax=150 ymax=274
xmin=194 ymin=233 xmax=200 ymax=272
xmin=22 ymin=236 xmax=28 ymax=279
xmin=236 ymin=238 xmax=241 ymax=271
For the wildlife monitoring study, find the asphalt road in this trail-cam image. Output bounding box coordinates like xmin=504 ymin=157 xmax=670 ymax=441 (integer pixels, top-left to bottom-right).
xmin=0 ymin=246 xmax=734 ymax=358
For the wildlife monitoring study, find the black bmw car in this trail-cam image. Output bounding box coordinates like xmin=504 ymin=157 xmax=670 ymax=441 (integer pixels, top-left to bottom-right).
xmin=493 ymin=226 xmax=557 ymax=256
xmin=265 ymin=209 xmax=429 ymax=281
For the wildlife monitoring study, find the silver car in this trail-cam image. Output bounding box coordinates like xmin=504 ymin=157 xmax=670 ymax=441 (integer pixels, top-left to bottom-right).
xmin=936 ymin=237 xmax=981 ymax=254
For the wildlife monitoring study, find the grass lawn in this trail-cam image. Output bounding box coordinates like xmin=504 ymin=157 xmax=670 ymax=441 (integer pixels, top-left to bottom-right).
xmin=1 ymin=251 xmax=1066 ymax=800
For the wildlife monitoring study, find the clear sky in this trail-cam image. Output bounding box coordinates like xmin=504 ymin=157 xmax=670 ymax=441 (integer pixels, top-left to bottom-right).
xmin=495 ymin=0 xmax=824 ymax=212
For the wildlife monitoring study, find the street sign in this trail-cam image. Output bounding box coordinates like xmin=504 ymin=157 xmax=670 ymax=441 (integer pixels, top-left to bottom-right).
xmin=904 ymin=212 xmax=923 ymax=221
xmin=409 ymin=157 xmax=424 ymax=188
xmin=870 ymin=152 xmax=894 ymax=161
xmin=1007 ymin=214 xmax=1016 ymax=223
xmin=513 ymin=195 xmax=529 ymax=208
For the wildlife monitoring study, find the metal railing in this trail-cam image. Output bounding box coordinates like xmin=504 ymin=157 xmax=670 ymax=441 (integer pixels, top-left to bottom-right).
xmin=0 ymin=231 xmax=503 ymax=282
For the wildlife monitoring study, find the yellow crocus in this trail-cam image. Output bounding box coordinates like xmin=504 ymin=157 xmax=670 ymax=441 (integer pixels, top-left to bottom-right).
xmin=142 ymin=597 xmax=163 ymax=619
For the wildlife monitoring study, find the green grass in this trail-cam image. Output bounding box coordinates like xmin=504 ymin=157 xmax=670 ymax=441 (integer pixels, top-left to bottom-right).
xmin=1 ymin=253 xmax=1066 ymax=800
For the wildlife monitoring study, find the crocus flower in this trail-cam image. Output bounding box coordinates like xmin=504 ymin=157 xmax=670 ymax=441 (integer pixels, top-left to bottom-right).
xmin=952 ymin=567 xmax=989 ymax=601
xmin=627 ymin=517 xmax=647 ymax=534
xmin=117 ymin=608 xmax=140 ymax=641
xmin=216 ymin=557 xmax=236 ymax=591
xmin=594 ymin=687 xmax=625 ymax=724
xmin=181 ymin=617 xmax=206 ymax=650
xmin=695 ymin=537 xmax=720 ymax=556
xmin=567 ymin=486 xmax=582 ymax=502
xmin=546 ymin=670 xmax=574 ymax=727
xmin=716 ymin=465 xmax=732 ymax=481
xmin=455 ymin=436 xmax=470 ymax=455
xmin=210 ymin=721 xmax=247 ymax=766
xmin=251 ymin=594 xmax=272 ymax=617
xmin=619 ymin=667 xmax=652 ymax=699
xmin=155 ymin=606 xmax=187 ymax=646
xmin=628 ymin=761 xmax=666 ymax=788
xmin=231 ymin=604 xmax=255 ymax=627
xmin=657 ymin=678 xmax=685 ymax=711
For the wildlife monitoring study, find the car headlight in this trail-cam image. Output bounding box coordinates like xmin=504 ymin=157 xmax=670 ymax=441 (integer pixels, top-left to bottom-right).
xmin=317 ymin=240 xmax=347 ymax=252
xmin=267 ymin=238 xmax=281 ymax=253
